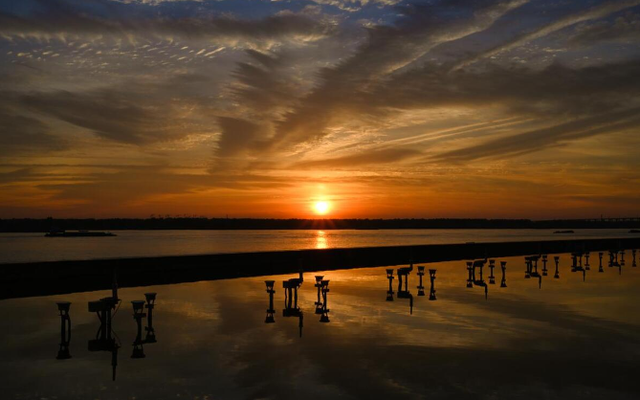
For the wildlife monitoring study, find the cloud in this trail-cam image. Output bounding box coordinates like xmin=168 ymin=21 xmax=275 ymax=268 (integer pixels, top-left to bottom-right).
xmin=568 ymin=12 xmax=640 ymax=46
xmin=0 ymin=0 xmax=336 ymax=44
xmin=20 ymin=85 xmax=210 ymax=145
xmin=0 ymin=108 xmax=67 ymax=155
xmin=433 ymin=107 xmax=640 ymax=162
xmin=376 ymin=60 xmax=640 ymax=117
xmin=452 ymin=0 xmax=640 ymax=70
xmin=294 ymin=147 xmax=422 ymax=168
xmin=268 ymin=0 xmax=529 ymax=150
xmin=230 ymin=50 xmax=301 ymax=117
xmin=216 ymin=117 xmax=268 ymax=156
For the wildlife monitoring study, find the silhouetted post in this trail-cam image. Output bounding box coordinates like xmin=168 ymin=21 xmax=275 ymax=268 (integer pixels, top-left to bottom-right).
xmin=144 ymin=293 xmax=157 ymax=344
xmin=417 ymin=266 xmax=425 ymax=296
xmin=488 ymin=260 xmax=496 ymax=284
xmin=597 ymin=252 xmax=603 ymax=273
xmin=131 ymin=300 xmax=146 ymax=359
xmin=265 ymin=281 xmax=275 ymax=323
xmin=428 ymin=269 xmax=437 ymax=301
xmin=572 ymin=254 xmax=578 ymax=271
xmin=397 ymin=269 xmax=404 ymax=293
xmin=524 ymin=258 xmax=531 ymax=279
xmin=542 ymin=255 xmax=548 ymax=276
xmin=621 ymin=250 xmax=625 ymax=264
xmin=584 ymin=252 xmax=590 ymax=271
xmin=386 ymin=269 xmax=394 ymax=301
xmin=500 ymin=261 xmax=507 ymax=288
xmin=466 ymin=262 xmax=474 ymax=288
xmin=633 ymin=249 xmax=637 ymax=267
xmin=56 ymin=302 xmax=72 ymax=360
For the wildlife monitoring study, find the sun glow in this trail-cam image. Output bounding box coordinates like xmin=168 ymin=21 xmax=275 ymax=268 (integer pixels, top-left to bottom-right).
xmin=313 ymin=201 xmax=330 ymax=215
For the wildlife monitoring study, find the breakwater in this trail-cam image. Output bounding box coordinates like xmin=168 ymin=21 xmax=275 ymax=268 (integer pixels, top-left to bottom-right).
xmin=1 ymin=237 xmax=638 ymax=299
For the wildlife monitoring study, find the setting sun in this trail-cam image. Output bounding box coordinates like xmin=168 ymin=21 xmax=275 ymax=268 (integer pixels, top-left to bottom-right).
xmin=313 ymin=201 xmax=330 ymax=215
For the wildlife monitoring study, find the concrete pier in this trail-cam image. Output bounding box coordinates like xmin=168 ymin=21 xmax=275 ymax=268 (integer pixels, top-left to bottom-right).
xmin=0 ymin=237 xmax=638 ymax=299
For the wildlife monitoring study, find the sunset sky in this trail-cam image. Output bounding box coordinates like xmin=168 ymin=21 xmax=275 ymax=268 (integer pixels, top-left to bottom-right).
xmin=1 ymin=0 xmax=639 ymax=219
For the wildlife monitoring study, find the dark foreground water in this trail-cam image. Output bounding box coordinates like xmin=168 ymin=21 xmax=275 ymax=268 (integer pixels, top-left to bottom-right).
xmin=1 ymin=251 xmax=639 ymax=399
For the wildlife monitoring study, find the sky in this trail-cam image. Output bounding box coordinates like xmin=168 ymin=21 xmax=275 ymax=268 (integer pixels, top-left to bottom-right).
xmin=0 ymin=0 xmax=639 ymax=219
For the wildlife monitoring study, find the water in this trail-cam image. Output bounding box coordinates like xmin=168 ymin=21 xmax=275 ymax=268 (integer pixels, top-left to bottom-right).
xmin=1 ymin=251 xmax=639 ymax=399
xmin=0 ymin=229 xmax=636 ymax=263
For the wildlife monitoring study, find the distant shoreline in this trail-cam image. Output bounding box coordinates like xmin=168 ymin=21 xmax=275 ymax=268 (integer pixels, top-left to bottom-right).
xmin=1 ymin=217 xmax=640 ymax=232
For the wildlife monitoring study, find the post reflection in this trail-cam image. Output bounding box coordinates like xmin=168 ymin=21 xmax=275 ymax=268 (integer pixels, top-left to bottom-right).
xmin=283 ymin=274 xmax=304 ymax=338
xmin=131 ymin=293 xmax=157 ymax=359
xmin=396 ymin=266 xmax=414 ymax=314
xmin=525 ymin=255 xmax=544 ymax=288
xmin=88 ymin=293 xmax=120 ymax=381
xmin=598 ymin=252 xmax=604 ymax=273
xmin=417 ymin=266 xmax=425 ymax=296
xmin=319 ymin=280 xmax=330 ymax=323
xmin=570 ymin=252 xmax=587 ymax=281
xmin=265 ymin=280 xmax=276 ymax=323
xmin=56 ymin=302 xmax=72 ymax=360
xmin=386 ymin=269 xmax=395 ymax=301
xmin=488 ymin=259 xmax=496 ymax=284
xmin=428 ymin=269 xmax=437 ymax=301
xmin=83 ymin=280 xmax=159 ymax=381
xmin=608 ymin=250 xmax=622 ymax=275
xmin=467 ymin=259 xmax=489 ymax=299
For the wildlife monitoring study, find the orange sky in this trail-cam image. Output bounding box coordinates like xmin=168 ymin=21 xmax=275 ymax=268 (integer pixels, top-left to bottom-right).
xmin=1 ymin=0 xmax=639 ymax=219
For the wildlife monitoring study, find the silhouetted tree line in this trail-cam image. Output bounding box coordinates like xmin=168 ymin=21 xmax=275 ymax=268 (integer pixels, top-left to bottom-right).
xmin=1 ymin=217 xmax=639 ymax=232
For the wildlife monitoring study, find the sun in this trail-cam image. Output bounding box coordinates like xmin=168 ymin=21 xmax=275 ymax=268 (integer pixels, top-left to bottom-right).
xmin=313 ymin=201 xmax=330 ymax=215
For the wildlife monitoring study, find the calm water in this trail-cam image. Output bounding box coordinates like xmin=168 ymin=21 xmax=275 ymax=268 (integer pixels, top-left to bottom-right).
xmin=1 ymin=251 xmax=639 ymax=399
xmin=0 ymin=229 xmax=636 ymax=263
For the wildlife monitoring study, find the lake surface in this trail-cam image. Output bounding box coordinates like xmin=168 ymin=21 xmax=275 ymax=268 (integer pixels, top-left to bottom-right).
xmin=0 ymin=229 xmax=637 ymax=263
xmin=1 ymin=251 xmax=639 ymax=399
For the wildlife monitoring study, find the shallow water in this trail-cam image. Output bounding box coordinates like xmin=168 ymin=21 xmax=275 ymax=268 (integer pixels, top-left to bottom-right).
xmin=0 ymin=229 xmax=636 ymax=263
xmin=1 ymin=251 xmax=639 ymax=399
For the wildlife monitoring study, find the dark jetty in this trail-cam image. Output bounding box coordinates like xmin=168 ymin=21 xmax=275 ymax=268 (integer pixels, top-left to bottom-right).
xmin=554 ymin=230 xmax=574 ymax=234
xmin=1 ymin=237 xmax=638 ymax=300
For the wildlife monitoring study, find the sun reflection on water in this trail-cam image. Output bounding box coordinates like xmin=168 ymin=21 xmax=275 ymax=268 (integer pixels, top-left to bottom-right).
xmin=316 ymin=230 xmax=328 ymax=249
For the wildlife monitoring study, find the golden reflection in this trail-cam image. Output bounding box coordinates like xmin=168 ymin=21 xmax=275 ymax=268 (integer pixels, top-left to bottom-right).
xmin=316 ymin=230 xmax=328 ymax=249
